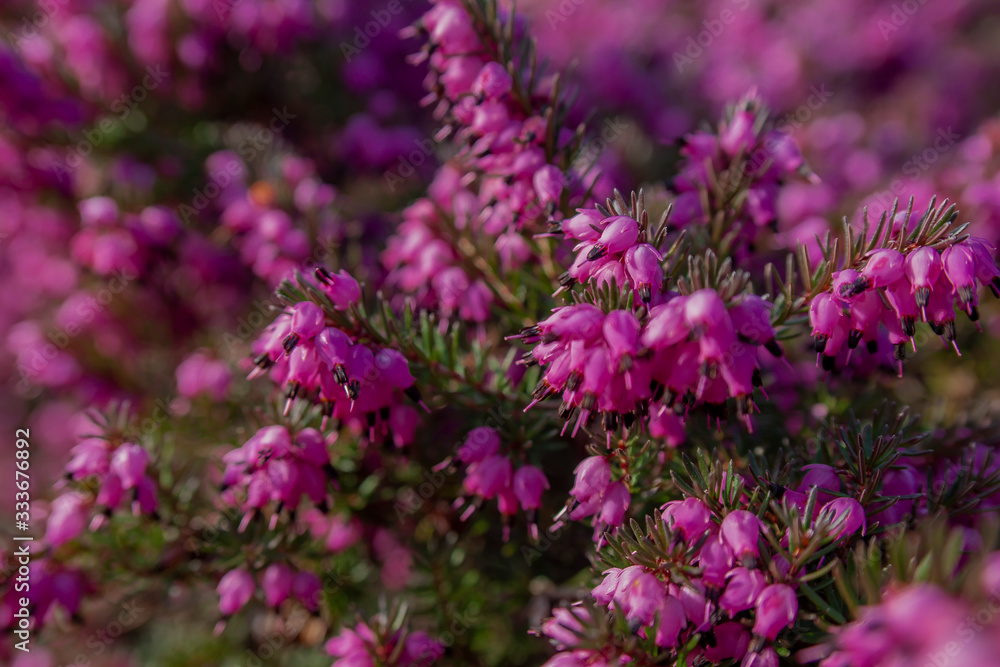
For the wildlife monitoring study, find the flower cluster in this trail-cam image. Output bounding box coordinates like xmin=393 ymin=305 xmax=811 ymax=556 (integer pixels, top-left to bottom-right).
xmin=45 ymin=438 xmax=158 ymax=547
xmin=0 ymin=558 xmax=90 ymax=631
xmin=556 ymin=208 xmax=665 ymax=301
xmin=248 ymin=297 xmax=424 ymax=441
xmin=809 ymin=236 xmax=1000 ymax=373
xmin=176 ymin=351 xmax=232 ymax=401
xmin=816 ymin=578 xmax=1000 ymax=667
xmin=8 ymin=0 xmax=1000 ymax=664
xmin=216 ymin=565 xmax=322 ymax=616
xmin=563 ymin=455 xmax=631 ymax=540
xmin=670 ymin=94 xmax=815 ymax=252
xmin=212 ymin=151 xmax=341 ymax=286
xmin=517 ymin=289 xmax=782 ymax=437
xmin=411 ymin=0 xmax=587 ymax=231
xmin=219 ymin=425 xmax=332 ymax=529
xmin=453 ymin=426 xmax=550 ymax=540
xmin=540 ymin=467 xmax=875 ymax=666
xmin=382 ymin=168 xmax=496 ymax=324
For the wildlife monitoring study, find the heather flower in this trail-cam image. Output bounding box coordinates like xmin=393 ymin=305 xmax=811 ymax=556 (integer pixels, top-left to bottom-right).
xmin=44 ymin=493 xmax=88 ymax=547
xmin=217 ymin=569 xmax=255 ymax=615
xmin=650 ymin=596 xmax=687 ymax=648
xmin=458 ymin=427 xmax=502 ymax=463
xmin=721 ymin=510 xmax=763 ymax=561
xmin=541 ymin=606 xmax=589 ymax=649
xmin=799 ymin=464 xmax=841 ymax=502
xmin=570 ymin=456 xmax=611 ymax=502
xmin=720 ymin=567 xmax=768 ymax=615
xmin=753 ymin=584 xmax=797 ymax=640
xmin=615 ymin=569 xmax=668 ymax=626
xmin=110 ymin=443 xmax=149 ymax=490
xmin=261 ymin=563 xmax=294 ymax=607
xmin=293 ymin=571 xmax=322 ymax=611
xmin=819 ymin=498 xmax=867 ymax=540
xmin=598 ymin=481 xmax=631 ymax=529
xmin=662 ymin=498 xmax=712 ymax=540
xmin=513 ymin=465 xmax=549 ymax=510
xmin=704 ymin=621 xmax=751 ymax=662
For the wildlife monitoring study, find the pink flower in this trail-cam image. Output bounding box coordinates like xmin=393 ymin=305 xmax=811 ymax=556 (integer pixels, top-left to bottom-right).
xmin=820 ymin=497 xmax=867 ymax=540
xmin=599 ymin=482 xmax=631 ymax=527
xmin=704 ymin=621 xmax=750 ymax=662
xmin=400 ymin=631 xmax=445 ymax=665
xmin=861 ymin=248 xmax=905 ymax=289
xmin=570 ymin=456 xmax=611 ymax=502
xmin=513 ymin=465 xmax=549 ymax=510
xmin=587 ymin=216 xmax=638 ymax=260
xmin=721 ymin=510 xmax=762 ymax=560
xmin=652 ymin=596 xmax=687 ymax=647
xmin=44 ymin=493 xmax=88 ymax=547
xmin=261 ymin=563 xmax=294 ymax=607
xmin=753 ymin=584 xmax=797 ymax=640
xmin=662 ymin=497 xmax=712 ymax=540
xmin=110 ymin=443 xmax=149 ymax=490
xmin=743 ymin=647 xmax=779 ymax=667
xmin=217 ymin=569 xmax=255 ymax=615
xmin=905 ymin=246 xmax=943 ymax=312
xmin=542 ymin=606 xmax=589 ymax=649
xmin=476 ymin=455 xmax=512 ymax=499
xmin=176 ymin=352 xmax=231 ymax=401
xmin=720 ymin=567 xmax=767 ymax=615
xmin=614 ymin=567 xmax=666 ymax=626
xmin=623 ymin=244 xmax=663 ymax=302
xmin=293 ymin=571 xmax=321 ymax=610
xmin=315 ymin=267 xmax=361 ymax=310
xmin=799 ymin=464 xmax=840 ymax=501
